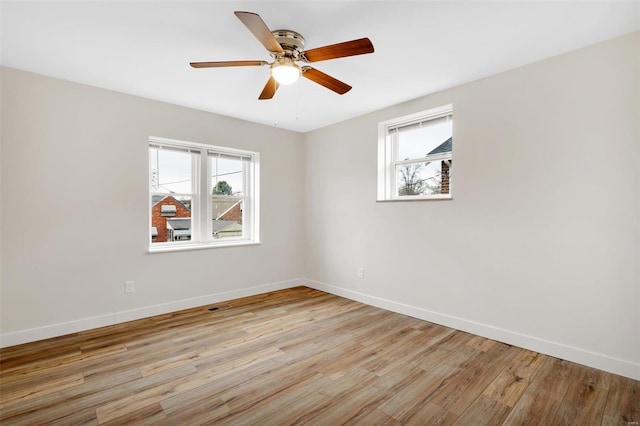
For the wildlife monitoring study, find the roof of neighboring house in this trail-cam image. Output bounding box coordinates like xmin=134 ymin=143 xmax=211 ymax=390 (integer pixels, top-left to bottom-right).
xmin=212 ymin=196 xmax=242 ymax=220
xmin=161 ymin=218 xmax=240 ymax=234
xmin=151 ymin=195 xmax=190 ymax=211
xmin=217 ymin=222 xmax=242 ymax=233
xmin=166 ymin=218 xmax=190 ymax=231
xmin=428 ymin=137 xmax=452 ymax=155
xmin=212 ymin=220 xmax=238 ymax=233
xmin=217 ymin=199 xmax=242 ymax=220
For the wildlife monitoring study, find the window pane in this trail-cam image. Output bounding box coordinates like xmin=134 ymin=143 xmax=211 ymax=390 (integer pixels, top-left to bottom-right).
xmin=151 ymin=195 xmax=192 ymax=243
xmin=150 ymin=147 xmax=193 ymax=194
xmin=210 ymin=155 xmax=245 ymax=240
xmin=210 ymin=155 xmax=245 ymax=196
xmin=212 ymin=198 xmax=243 ymax=239
xmin=396 ymin=159 xmax=452 ymax=196
xmin=396 ymin=116 xmax=452 ymax=161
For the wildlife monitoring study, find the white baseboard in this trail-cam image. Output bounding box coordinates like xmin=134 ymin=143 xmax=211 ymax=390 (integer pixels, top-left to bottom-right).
xmin=0 ymin=279 xmax=302 ymax=348
xmin=3 ymin=277 xmax=638 ymax=381
xmin=303 ymin=279 xmax=640 ymax=381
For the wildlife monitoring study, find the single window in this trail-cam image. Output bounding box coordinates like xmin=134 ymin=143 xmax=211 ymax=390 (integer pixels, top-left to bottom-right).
xmin=378 ymin=105 xmax=453 ymax=200
xmin=149 ymin=137 xmax=259 ymax=251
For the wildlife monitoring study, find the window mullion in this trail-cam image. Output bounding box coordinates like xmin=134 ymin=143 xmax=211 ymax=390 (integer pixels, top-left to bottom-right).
xmin=204 ymin=153 xmax=213 ymax=242
xmin=250 ymin=154 xmax=259 ymax=242
xmin=187 ymin=152 xmax=197 ymax=243
xmin=389 ymin=131 xmax=399 ymax=199
xmin=243 ymin=159 xmax=251 ymax=240
xmin=198 ymin=150 xmax=209 ymax=243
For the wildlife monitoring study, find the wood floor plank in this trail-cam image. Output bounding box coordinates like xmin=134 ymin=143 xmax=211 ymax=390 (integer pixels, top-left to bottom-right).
xmin=138 ymin=351 xmax=197 ymax=377
xmin=429 ymin=342 xmax=519 ymax=415
xmin=466 ymin=335 xmax=497 ymax=352
xmin=404 ymin=402 xmax=459 ymax=425
xmin=83 ymin=330 xmax=246 ymax=381
xmin=48 ymin=407 xmax=99 ymax=426
xmin=379 ymin=363 xmax=460 ymax=421
xmin=503 ymin=357 xmax=577 ymax=425
xmin=454 ymin=395 xmax=512 ymax=425
xmin=221 ymin=373 xmax=334 ymax=425
xmin=158 ymin=358 xmax=277 ymax=416
xmin=503 ymin=390 xmax=560 ymax=426
xmin=353 ymin=408 xmax=402 ymax=425
xmin=0 ymin=368 xmax=140 ymax=425
xmin=320 ymin=367 xmax=379 ymax=398
xmin=436 ymin=330 xmax=475 ymax=351
xmin=0 ymin=372 xmax=84 ymax=408
xmin=159 ymin=397 xmax=230 ymax=426
xmin=1 ymin=286 xmax=637 ymax=426
xmin=304 ymin=381 xmax=393 ymax=425
xmin=95 ymin=346 xmax=282 ymax=423
xmin=482 ymin=348 xmax=545 ymax=407
xmin=551 ymin=363 xmax=610 ymax=425
xmin=216 ymin=344 xmax=346 ymax=410
xmin=95 ymin=373 xmax=200 ymax=423
xmin=409 ymin=347 xmax=453 ymax=372
xmin=601 ymin=376 xmax=640 ymax=425
xmin=364 ymin=327 xmax=455 ymax=377
xmin=100 ymin=403 xmax=166 ymax=425
xmin=375 ymin=363 xmax=432 ymax=394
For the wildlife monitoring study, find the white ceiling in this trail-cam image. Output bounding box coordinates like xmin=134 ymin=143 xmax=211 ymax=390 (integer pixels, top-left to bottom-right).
xmin=2 ymin=1 xmax=638 ymax=133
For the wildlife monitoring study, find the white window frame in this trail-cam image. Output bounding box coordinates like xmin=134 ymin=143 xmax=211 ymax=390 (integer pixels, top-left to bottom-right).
xmin=377 ymin=104 xmax=453 ymax=201
xmin=149 ymin=136 xmax=260 ymax=252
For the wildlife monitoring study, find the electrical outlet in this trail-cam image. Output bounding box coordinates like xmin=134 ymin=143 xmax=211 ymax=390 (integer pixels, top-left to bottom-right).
xmin=358 ymin=268 xmax=364 ymax=279
xmin=125 ymin=281 xmax=135 ymax=294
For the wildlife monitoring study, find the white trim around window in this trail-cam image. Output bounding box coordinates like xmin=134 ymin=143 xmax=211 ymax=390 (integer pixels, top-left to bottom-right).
xmin=377 ymin=104 xmax=453 ymax=201
xmin=148 ymin=136 xmax=260 ymax=253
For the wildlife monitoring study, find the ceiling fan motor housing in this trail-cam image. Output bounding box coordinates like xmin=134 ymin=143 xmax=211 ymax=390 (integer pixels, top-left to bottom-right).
xmin=272 ymin=30 xmax=306 ymax=55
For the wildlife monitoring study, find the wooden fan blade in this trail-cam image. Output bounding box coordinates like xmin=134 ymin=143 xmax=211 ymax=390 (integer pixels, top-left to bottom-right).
xmin=259 ymin=76 xmax=279 ymax=100
xmin=301 ymin=67 xmax=352 ymax=95
xmin=190 ymin=60 xmax=268 ymax=68
xmin=301 ymin=38 xmax=374 ymax=63
xmin=234 ymin=11 xmax=284 ymax=53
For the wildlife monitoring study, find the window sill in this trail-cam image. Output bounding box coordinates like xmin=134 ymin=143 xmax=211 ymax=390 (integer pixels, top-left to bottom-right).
xmin=377 ymin=195 xmax=453 ymax=202
xmin=148 ymin=240 xmax=261 ymax=253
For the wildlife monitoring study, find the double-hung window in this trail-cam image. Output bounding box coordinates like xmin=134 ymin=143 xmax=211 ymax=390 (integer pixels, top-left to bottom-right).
xmin=149 ymin=137 xmax=259 ymax=251
xmin=378 ymin=104 xmax=453 ymax=200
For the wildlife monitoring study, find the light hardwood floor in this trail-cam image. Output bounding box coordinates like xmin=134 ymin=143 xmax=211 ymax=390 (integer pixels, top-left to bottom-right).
xmin=1 ymin=287 xmax=638 ymax=425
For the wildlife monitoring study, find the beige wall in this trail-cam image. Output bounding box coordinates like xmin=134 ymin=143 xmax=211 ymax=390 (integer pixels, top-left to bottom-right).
xmin=0 ymin=67 xmax=305 ymax=340
xmin=303 ymin=32 xmax=640 ymax=379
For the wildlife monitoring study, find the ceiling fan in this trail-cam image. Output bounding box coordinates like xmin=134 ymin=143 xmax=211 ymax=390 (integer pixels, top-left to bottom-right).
xmin=190 ymin=11 xmax=375 ymax=100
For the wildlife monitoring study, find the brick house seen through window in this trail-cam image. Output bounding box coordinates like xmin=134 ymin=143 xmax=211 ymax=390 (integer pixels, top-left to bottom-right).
xmin=426 ymin=137 xmax=452 ymax=195
xmin=151 ymin=195 xmax=244 ymax=242
xmin=151 ymin=195 xmax=191 ymax=242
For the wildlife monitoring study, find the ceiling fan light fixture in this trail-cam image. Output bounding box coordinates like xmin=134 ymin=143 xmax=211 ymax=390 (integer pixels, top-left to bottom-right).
xmin=271 ymin=60 xmax=300 ymax=85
